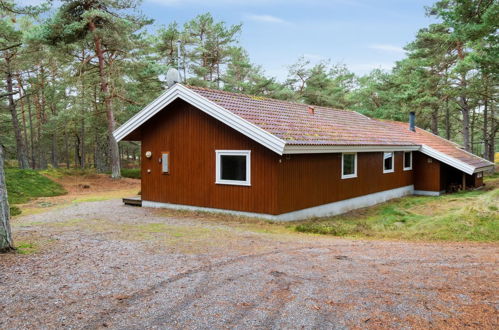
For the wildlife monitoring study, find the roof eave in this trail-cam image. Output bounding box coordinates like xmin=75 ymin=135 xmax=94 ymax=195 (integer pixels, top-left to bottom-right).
xmin=282 ymin=144 xmax=421 ymax=154
xmin=473 ymin=164 xmax=495 ymax=173
xmin=420 ymin=145 xmax=478 ymax=175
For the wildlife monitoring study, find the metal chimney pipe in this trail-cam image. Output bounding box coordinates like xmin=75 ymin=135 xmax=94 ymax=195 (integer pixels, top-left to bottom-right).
xmin=409 ymin=111 xmax=416 ymax=132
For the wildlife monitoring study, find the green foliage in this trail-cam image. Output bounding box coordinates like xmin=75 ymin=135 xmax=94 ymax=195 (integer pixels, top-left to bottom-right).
xmin=1 ymin=0 xmax=497 ymax=173
xmin=5 ymin=169 xmax=66 ymax=210
xmin=16 ymin=242 xmax=37 ymax=254
xmin=295 ymin=183 xmax=499 ymax=242
xmin=120 ymin=168 xmax=140 ymax=179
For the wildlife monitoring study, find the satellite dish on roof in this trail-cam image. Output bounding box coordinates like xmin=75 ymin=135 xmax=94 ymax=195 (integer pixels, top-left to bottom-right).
xmin=166 ymin=68 xmax=181 ymax=87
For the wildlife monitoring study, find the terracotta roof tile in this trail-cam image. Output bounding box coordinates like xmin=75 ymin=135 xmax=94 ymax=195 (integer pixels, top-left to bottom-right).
xmin=188 ymin=86 xmax=417 ymax=146
xmin=379 ymin=120 xmax=492 ymax=169
xmin=187 ymin=85 xmax=493 ymax=170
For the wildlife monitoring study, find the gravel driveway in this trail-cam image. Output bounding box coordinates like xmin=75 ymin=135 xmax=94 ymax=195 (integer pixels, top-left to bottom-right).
xmin=1 ymin=199 xmax=497 ymax=329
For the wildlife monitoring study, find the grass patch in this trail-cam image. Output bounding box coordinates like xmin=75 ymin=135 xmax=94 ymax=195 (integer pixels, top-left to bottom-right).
xmin=39 ymin=167 xmax=98 ymax=178
xmin=16 ymin=242 xmax=37 ymax=254
xmin=295 ymin=179 xmax=499 ymax=242
xmin=5 ymin=169 xmax=67 ymax=215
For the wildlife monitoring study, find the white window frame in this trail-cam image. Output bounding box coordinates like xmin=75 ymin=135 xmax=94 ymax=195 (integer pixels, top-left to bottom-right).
xmin=215 ymin=150 xmax=251 ymax=186
xmin=383 ymin=152 xmax=395 ymax=173
xmin=341 ymin=152 xmax=357 ymax=179
xmin=403 ymin=151 xmax=412 ymax=171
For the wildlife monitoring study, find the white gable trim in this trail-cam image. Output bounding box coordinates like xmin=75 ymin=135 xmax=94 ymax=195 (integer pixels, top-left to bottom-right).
xmin=113 ymin=84 xmax=287 ymax=155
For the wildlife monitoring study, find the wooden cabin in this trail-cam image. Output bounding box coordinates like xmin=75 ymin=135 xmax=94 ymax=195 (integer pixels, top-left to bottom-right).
xmin=114 ymin=84 xmax=494 ymax=221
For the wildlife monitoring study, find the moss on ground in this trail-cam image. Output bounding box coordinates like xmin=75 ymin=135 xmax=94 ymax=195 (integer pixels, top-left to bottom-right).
xmin=15 ymin=242 xmax=37 ymax=254
xmin=295 ymin=175 xmax=499 ymax=242
xmin=5 ymin=169 xmax=67 ymax=216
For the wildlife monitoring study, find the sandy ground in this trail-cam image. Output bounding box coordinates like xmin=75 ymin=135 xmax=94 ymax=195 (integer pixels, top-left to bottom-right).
xmin=0 ymin=180 xmax=498 ymax=329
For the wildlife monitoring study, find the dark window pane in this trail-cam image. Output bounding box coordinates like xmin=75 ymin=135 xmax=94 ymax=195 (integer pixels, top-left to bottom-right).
xmin=384 ymin=153 xmax=393 ymax=170
xmin=343 ymin=154 xmax=355 ymax=175
xmin=221 ymin=155 xmax=246 ymax=181
xmin=404 ymin=152 xmax=411 ymax=168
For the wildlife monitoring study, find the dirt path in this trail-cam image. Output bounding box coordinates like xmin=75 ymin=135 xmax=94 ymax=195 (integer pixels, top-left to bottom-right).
xmin=1 ymin=197 xmax=498 ymax=329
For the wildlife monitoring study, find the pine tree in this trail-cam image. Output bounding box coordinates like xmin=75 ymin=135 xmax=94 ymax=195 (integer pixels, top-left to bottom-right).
xmin=42 ymin=0 xmax=152 ymax=178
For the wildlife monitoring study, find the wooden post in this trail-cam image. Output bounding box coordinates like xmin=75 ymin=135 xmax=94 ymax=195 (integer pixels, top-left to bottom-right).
xmin=0 ymin=145 xmax=14 ymax=252
xmin=462 ymin=173 xmax=466 ymax=191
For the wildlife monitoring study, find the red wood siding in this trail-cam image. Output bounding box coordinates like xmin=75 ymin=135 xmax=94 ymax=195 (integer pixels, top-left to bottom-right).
xmin=140 ymin=99 xmax=280 ymax=214
xmin=414 ymin=152 xmax=441 ymax=192
xmin=276 ymin=152 xmax=414 ymax=214
xmin=135 ymin=101 xmax=460 ymax=215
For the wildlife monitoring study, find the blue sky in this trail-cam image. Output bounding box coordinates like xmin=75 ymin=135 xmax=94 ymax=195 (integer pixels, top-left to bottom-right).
xmin=19 ymin=0 xmax=439 ymax=80
xmin=141 ymin=0 xmax=438 ymax=80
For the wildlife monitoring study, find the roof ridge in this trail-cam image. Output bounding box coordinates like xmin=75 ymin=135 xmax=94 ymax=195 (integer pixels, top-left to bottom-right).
xmin=185 ymin=84 xmax=356 ymax=114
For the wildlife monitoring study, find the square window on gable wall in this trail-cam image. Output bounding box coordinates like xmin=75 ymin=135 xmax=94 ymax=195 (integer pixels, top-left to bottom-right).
xmin=215 ymin=150 xmax=251 ymax=186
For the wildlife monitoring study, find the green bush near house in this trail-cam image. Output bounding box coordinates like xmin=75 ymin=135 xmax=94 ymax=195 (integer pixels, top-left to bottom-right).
xmin=5 ymin=169 xmax=66 ymax=215
xmin=121 ymin=168 xmax=141 ymax=179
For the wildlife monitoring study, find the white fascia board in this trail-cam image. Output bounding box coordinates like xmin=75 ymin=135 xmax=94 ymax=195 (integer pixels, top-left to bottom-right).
xmin=420 ymin=145 xmax=475 ymax=175
xmin=415 ymin=126 xmax=494 ymax=169
xmin=113 ymin=84 xmax=287 ymax=155
xmin=282 ymin=145 xmax=420 ymax=154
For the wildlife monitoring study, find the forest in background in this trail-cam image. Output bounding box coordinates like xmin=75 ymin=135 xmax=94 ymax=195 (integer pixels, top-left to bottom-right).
xmin=0 ymin=0 xmax=497 ymax=178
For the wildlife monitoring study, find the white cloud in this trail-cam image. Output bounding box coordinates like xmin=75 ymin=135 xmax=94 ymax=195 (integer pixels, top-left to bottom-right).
xmin=368 ymin=44 xmax=405 ymax=53
xmin=246 ymin=14 xmax=286 ymax=24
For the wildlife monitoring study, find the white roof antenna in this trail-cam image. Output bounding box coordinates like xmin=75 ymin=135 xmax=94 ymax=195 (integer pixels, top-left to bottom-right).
xmin=166 ymin=39 xmax=182 ymax=88
xmin=166 ymin=68 xmax=181 ymax=88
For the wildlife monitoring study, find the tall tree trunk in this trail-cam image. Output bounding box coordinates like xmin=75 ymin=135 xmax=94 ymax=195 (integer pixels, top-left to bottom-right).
xmin=431 ymin=107 xmax=439 ymax=135
xmin=39 ymin=64 xmax=48 ymax=169
xmin=445 ymin=96 xmax=451 ymax=140
xmin=461 ymin=104 xmax=471 ymax=151
xmin=488 ymin=101 xmax=496 ymax=162
xmin=75 ymin=136 xmax=81 ymax=168
xmin=64 ymin=130 xmax=70 ymax=169
xmin=79 ymin=78 xmax=86 ymax=168
xmin=456 ymin=43 xmax=471 ymax=152
xmin=89 ymin=20 xmax=120 ymax=178
xmin=79 ymin=118 xmax=85 ymax=168
xmin=26 ymin=92 xmax=36 ymax=168
xmin=34 ymin=93 xmax=43 ymax=169
xmin=17 ymin=76 xmax=30 ymax=164
xmin=0 ymin=145 xmax=14 ymax=252
xmin=470 ymin=109 xmax=476 ymax=154
xmin=5 ymin=56 xmax=29 ymax=169
xmin=483 ymin=95 xmax=489 ymax=159
xmin=50 ymin=103 xmax=59 ymax=168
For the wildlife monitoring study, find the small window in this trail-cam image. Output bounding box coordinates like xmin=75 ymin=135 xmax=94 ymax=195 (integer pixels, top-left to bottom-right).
xmin=341 ymin=153 xmax=357 ymax=179
xmin=403 ymin=151 xmax=412 ymax=171
xmin=216 ymin=150 xmax=251 ymax=186
xmin=383 ymin=152 xmax=394 ymax=173
xmin=161 ymin=152 xmax=169 ymax=173
xmin=476 ymin=172 xmax=483 ymax=178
